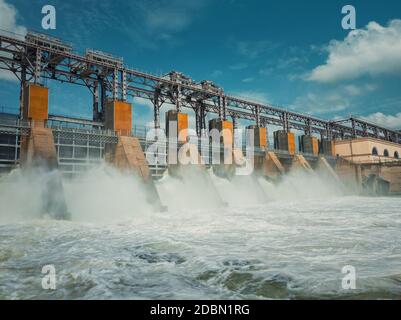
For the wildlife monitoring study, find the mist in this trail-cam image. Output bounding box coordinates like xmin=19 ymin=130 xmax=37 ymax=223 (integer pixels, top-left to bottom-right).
xmin=0 ymin=162 xmax=348 ymax=225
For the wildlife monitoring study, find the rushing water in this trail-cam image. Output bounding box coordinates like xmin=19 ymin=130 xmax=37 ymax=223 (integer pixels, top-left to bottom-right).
xmin=0 ymin=165 xmax=401 ymax=300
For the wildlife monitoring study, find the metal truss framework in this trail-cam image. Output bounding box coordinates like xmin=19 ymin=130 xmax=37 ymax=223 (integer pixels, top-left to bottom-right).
xmin=0 ymin=31 xmax=400 ymax=144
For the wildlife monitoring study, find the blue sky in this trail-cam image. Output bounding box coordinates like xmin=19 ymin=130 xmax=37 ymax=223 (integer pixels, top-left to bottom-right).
xmin=1 ymin=0 xmax=401 ymax=129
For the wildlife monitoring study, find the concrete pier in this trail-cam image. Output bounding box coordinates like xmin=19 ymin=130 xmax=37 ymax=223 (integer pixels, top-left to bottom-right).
xmin=209 ymin=119 xmax=237 ymax=179
xmin=19 ymin=83 xmax=70 ymax=220
xmin=292 ymin=154 xmax=313 ymax=172
xmin=105 ymin=100 xmax=166 ymax=211
xmin=263 ymin=151 xmax=285 ymax=181
xmin=318 ymin=156 xmax=342 ymax=184
xmin=335 ymin=158 xmax=362 ymax=194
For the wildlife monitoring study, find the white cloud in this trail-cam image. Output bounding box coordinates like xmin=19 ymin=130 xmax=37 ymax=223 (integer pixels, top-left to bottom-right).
xmin=241 ymin=77 xmax=254 ymax=83
xmin=0 ymin=0 xmax=26 ymax=82
xmin=142 ymin=0 xmax=207 ymax=32
xmin=0 ymin=69 xmax=18 ymax=82
xmin=58 ymin=0 xmax=209 ymax=51
xmin=0 ymin=0 xmax=27 ymax=36
xmin=307 ymin=20 xmax=401 ymax=83
xmin=291 ymin=91 xmax=351 ymax=115
xmin=362 ymin=112 xmax=401 ymax=130
xmin=343 ymin=83 xmax=377 ymax=96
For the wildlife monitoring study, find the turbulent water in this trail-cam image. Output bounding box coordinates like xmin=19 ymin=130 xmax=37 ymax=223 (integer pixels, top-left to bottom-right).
xmin=1 ymin=165 xmax=401 ymax=300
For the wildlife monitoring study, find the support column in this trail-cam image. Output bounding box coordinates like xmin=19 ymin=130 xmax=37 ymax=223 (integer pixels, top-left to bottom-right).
xmin=351 ymin=118 xmax=357 ymax=138
xmin=175 ymin=86 xmax=182 ymax=112
xmin=92 ymin=81 xmax=99 ymax=121
xmin=100 ymin=79 xmax=106 ymax=120
xmin=255 ymin=106 xmax=261 ymax=127
xmin=19 ymin=66 xmax=27 ymax=119
xmin=153 ymin=90 xmax=161 ymax=129
xmin=218 ymin=96 xmax=224 ymax=121
xmin=326 ymin=123 xmax=332 ymax=141
xmin=121 ymin=70 xmax=127 ymax=101
xmin=113 ymin=69 xmax=119 ymax=100
xmin=374 ymin=127 xmax=380 ymax=139
xmin=362 ymin=123 xmax=368 ymax=137
xmin=195 ymin=103 xmax=202 ymax=137
xmin=201 ymin=105 xmax=207 ymax=136
xmin=232 ymin=116 xmax=239 ymax=147
xmin=282 ymin=112 xmax=289 ymax=132
xmin=305 ymin=119 xmax=312 ymax=136
xmin=222 ymin=96 xmax=227 ymax=121
xmin=34 ymin=49 xmax=42 ymax=84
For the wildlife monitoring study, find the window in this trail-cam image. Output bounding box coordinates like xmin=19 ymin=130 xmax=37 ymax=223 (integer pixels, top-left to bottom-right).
xmin=372 ymin=147 xmax=378 ymax=156
xmin=395 ymin=151 xmax=400 ymax=159
xmin=384 ymin=149 xmax=389 ymax=157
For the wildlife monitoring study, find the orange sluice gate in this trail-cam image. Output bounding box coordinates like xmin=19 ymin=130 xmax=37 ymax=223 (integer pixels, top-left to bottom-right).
xmin=23 ymin=84 xmax=49 ymax=122
xmin=210 ymin=119 xmax=233 ymax=146
xmin=166 ymin=110 xmax=188 ymax=143
xmin=288 ymin=132 xmax=296 ymax=155
xmin=247 ymin=125 xmax=267 ymax=148
xmin=259 ymin=127 xmax=267 ymax=148
xmin=177 ymin=112 xmax=189 ymax=143
xmin=114 ymin=101 xmax=132 ymax=135
xmin=221 ymin=120 xmax=233 ymax=147
xmin=105 ymin=100 xmax=132 ymax=136
xmin=312 ymin=138 xmax=319 ymax=155
xmin=274 ymin=130 xmax=295 ymax=155
xmin=300 ymin=135 xmax=319 ymax=155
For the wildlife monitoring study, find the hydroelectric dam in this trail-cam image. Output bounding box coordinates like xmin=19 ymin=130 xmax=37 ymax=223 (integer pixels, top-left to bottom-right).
xmin=1 ymin=31 xmax=401 ymax=219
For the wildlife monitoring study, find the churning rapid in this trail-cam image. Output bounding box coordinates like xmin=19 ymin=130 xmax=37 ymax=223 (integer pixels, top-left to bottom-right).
xmin=0 ymin=164 xmax=401 ymax=300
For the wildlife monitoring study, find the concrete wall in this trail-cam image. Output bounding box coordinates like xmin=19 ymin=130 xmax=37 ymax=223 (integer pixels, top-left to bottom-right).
xmin=335 ymin=138 xmax=401 ymax=163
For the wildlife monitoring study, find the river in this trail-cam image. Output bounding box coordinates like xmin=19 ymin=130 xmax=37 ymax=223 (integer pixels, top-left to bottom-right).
xmin=0 ymin=165 xmax=400 ymax=299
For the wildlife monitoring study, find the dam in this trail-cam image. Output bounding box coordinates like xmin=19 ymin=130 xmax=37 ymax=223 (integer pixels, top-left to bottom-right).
xmin=1 ymin=31 xmax=401 ymax=301
xmin=0 ymin=30 xmax=401 ymax=218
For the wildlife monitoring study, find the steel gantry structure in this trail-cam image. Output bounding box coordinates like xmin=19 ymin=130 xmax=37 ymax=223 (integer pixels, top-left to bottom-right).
xmin=0 ymin=30 xmax=400 ymax=144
